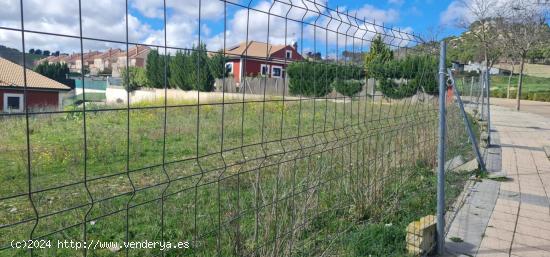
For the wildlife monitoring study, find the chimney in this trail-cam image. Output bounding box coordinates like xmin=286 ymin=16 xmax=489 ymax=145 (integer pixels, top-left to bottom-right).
xmin=291 ymin=40 xmax=298 ymax=50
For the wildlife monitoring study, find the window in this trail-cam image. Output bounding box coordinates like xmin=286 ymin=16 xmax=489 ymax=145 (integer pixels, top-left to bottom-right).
xmin=225 ymin=62 xmax=233 ymax=74
xmin=271 ymin=66 xmax=282 ymax=78
xmin=3 ymin=93 xmax=24 ymax=112
xmin=261 ymin=64 xmax=269 ymax=76
xmin=285 ymin=50 xmax=292 ymax=59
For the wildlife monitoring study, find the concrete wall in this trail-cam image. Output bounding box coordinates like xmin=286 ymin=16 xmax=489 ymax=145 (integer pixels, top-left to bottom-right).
xmin=105 ymin=77 xmax=378 ymax=105
xmin=106 ymin=86 xmax=274 ymax=105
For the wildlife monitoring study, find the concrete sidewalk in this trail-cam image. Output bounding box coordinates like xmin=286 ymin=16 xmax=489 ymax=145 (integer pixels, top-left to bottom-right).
xmin=490 ymin=98 xmax=550 ymax=119
xmin=476 ymin=105 xmax=550 ymax=257
xmin=446 ymin=102 xmax=550 ymax=256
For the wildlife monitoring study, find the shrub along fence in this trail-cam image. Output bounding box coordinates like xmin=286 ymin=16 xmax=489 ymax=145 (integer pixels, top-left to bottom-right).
xmin=0 ymin=1 xmax=478 ymax=257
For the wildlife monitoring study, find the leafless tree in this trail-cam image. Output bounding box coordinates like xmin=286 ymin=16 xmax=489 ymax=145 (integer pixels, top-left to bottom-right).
xmin=498 ymin=0 xmax=549 ymax=110
xmin=457 ymin=0 xmax=504 ymax=68
xmin=505 ymin=54 xmax=518 ymax=99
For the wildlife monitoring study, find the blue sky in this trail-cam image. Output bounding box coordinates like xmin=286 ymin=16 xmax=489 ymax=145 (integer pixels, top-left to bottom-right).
xmin=126 ymin=0 xmax=465 ymax=54
xmin=0 ymin=0 xmax=466 ymax=55
xmin=131 ymin=0 xmax=463 ymax=38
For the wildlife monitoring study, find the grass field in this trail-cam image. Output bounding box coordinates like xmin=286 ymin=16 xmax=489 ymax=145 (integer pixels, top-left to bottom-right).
xmin=490 ymin=75 xmax=550 ymax=101
xmin=0 ymin=97 xmax=473 ymax=256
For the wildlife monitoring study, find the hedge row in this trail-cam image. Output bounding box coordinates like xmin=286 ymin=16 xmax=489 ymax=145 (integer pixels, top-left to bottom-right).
xmin=491 ymin=88 xmax=550 ymax=102
xmin=368 ymin=55 xmax=439 ymax=99
xmin=332 ymin=79 xmax=364 ymax=97
xmin=287 ymin=61 xmax=365 ymax=97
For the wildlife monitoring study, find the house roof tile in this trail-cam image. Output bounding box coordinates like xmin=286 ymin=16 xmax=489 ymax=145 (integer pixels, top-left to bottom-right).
xmin=224 ymin=41 xmax=289 ymax=59
xmin=95 ymin=48 xmax=123 ymax=59
xmin=116 ymin=46 xmax=151 ymax=59
xmin=0 ymin=57 xmax=71 ymax=90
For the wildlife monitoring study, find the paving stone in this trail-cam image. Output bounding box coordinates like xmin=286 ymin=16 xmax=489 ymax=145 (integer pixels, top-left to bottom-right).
xmin=445 ymin=104 xmax=550 ymax=256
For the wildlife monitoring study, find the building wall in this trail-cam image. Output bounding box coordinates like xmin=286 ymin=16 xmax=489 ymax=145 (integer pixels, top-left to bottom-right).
xmin=229 ymin=48 xmax=302 ymax=83
xmin=271 ymin=46 xmax=303 ymax=61
xmin=0 ymin=89 xmax=60 ymax=112
xmin=231 ymin=60 xmax=241 ymax=83
xmin=242 ymin=60 xmax=287 ymax=79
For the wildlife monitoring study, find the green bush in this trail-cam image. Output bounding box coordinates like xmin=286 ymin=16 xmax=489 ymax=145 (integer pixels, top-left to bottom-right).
xmin=527 ymin=92 xmax=537 ymax=100
xmin=491 ymin=88 xmax=507 ymax=98
xmin=287 ymin=62 xmax=364 ymax=97
xmin=333 ymin=79 xmax=364 ymax=97
xmin=409 ymin=72 xmax=438 ymax=95
xmin=121 ymin=67 xmax=148 ymax=92
xmin=368 ymin=54 xmax=438 ymax=99
xmin=378 ymin=78 xmax=416 ymax=99
xmin=534 ymin=92 xmax=550 ymax=101
xmin=287 ymin=62 xmax=334 ymax=97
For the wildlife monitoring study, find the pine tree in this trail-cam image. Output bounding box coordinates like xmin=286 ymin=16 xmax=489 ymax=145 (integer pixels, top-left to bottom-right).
xmin=189 ymin=44 xmax=215 ymax=92
xmin=364 ymin=34 xmax=393 ymax=74
xmin=208 ymin=51 xmax=227 ymax=79
xmin=169 ymin=51 xmax=193 ymax=90
xmin=146 ymin=50 xmax=169 ymax=88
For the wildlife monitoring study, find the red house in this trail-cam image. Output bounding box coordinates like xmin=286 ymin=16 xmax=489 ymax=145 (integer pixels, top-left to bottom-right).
xmin=0 ymin=57 xmax=71 ymax=113
xmin=224 ymin=41 xmax=303 ymax=83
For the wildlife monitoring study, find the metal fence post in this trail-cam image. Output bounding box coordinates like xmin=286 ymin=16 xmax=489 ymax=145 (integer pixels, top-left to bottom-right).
xmin=485 ymin=70 xmax=491 ymax=145
xmin=448 ymin=69 xmax=486 ymax=172
xmin=437 ymin=40 xmax=447 ymax=255
xmin=479 ymin=70 xmax=485 ymax=120
xmin=469 ymin=76 xmax=474 ymax=100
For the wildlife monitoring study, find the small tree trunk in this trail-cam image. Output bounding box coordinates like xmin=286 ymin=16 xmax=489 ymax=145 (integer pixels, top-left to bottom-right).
xmin=507 ymin=60 xmax=514 ymax=99
xmin=516 ymin=57 xmax=526 ymax=111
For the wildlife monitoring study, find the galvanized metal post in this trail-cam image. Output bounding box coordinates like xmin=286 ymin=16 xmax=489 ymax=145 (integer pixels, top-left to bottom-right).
xmin=469 ymin=76 xmax=474 ymax=104
xmin=479 ymin=71 xmax=485 ymax=120
xmin=448 ymin=69 xmax=486 ymax=172
xmin=485 ymin=70 xmax=491 ymax=145
xmin=437 ymin=41 xmax=447 ymax=255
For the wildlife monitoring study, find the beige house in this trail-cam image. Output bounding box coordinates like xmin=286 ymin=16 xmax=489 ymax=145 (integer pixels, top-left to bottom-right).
xmin=111 ymin=46 xmax=151 ymax=77
xmin=34 ymin=54 xmax=69 ymax=66
xmin=90 ymin=48 xmax=122 ymax=75
xmin=36 ymin=46 xmax=150 ymax=77
xmin=73 ymin=51 xmax=100 ymax=73
xmin=37 ymin=51 xmax=99 ymax=73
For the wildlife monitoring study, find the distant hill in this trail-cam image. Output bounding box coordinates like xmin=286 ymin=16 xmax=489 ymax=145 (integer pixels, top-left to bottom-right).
xmin=0 ymin=45 xmax=44 ymax=68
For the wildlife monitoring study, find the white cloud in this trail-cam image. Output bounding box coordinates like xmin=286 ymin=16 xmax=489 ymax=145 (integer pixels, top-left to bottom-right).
xmin=206 ymin=0 xmax=313 ymax=51
xmin=439 ymin=0 xmax=544 ymax=27
xmin=300 ymin=4 xmax=411 ymax=51
xmin=130 ymin=0 xmax=224 ymax=20
xmin=439 ymin=0 xmax=472 ymax=26
xmin=0 ymin=0 xmax=201 ymax=52
xmin=355 ymin=4 xmax=400 ymax=24
xmin=388 ymin=0 xmax=405 ymax=6
xmin=0 ymin=0 xmax=416 ymax=56
xmin=2 ymin=0 xmax=219 ymax=51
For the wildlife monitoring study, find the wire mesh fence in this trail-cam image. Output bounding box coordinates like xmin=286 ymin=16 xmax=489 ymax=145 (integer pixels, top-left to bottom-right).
xmin=455 ymin=71 xmax=491 ymax=162
xmin=0 ymin=0 xmax=482 ymax=256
